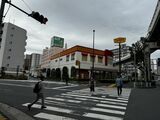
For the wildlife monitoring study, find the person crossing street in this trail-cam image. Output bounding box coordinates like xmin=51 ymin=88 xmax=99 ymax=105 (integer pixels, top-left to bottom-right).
xmin=28 ymin=73 xmax=46 ymax=110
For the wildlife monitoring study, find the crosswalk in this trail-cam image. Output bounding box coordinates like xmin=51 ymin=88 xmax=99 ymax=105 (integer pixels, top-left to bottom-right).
xmin=23 ymin=88 xmax=130 ymax=120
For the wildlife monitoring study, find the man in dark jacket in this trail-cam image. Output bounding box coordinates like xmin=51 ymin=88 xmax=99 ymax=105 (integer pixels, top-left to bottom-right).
xmin=28 ymin=74 xmax=46 ymax=110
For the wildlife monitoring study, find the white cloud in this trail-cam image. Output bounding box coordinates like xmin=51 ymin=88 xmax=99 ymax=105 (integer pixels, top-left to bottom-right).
xmin=3 ymin=0 xmax=159 ymax=58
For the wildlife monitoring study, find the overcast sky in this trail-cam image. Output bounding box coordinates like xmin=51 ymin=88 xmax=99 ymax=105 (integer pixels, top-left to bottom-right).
xmin=2 ymin=0 xmax=159 ymax=58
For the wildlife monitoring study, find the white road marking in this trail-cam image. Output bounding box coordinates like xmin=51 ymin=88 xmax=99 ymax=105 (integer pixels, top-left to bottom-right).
xmin=83 ymin=113 xmax=123 ymax=120
xmin=118 ymin=97 xmax=129 ymax=101
xmin=90 ymin=107 xmax=125 ymax=115
xmin=62 ymin=93 xmax=128 ymax=103
xmin=43 ymin=100 xmax=90 ymax=110
xmin=96 ymin=103 xmax=126 ymax=110
xmin=46 ymin=97 xmax=81 ymax=103
xmin=0 ymin=83 xmax=31 ymax=88
xmin=52 ymin=85 xmax=78 ymax=89
xmin=100 ymin=100 xmax=127 ymax=106
xmin=34 ymin=113 xmax=76 ymax=120
xmin=22 ymin=103 xmax=72 ymax=113
xmin=0 ymin=82 xmax=77 ymax=90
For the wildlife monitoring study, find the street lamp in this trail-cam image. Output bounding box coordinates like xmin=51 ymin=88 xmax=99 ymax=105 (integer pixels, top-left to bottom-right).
xmin=92 ymin=30 xmax=95 ymax=79
xmin=90 ymin=30 xmax=95 ymax=93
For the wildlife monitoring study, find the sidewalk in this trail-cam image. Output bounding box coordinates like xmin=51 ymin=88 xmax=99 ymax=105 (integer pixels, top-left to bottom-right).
xmin=124 ymin=87 xmax=160 ymax=120
xmin=0 ymin=111 xmax=8 ymax=120
xmin=0 ymin=103 xmax=35 ymax=120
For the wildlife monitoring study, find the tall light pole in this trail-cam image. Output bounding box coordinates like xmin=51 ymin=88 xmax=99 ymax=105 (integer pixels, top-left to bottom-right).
xmin=90 ymin=29 xmax=95 ymax=93
xmin=92 ymin=30 xmax=95 ymax=79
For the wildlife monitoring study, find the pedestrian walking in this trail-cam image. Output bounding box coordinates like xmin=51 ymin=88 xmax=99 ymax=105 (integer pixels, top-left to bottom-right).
xmin=89 ymin=77 xmax=95 ymax=93
xmin=28 ymin=73 xmax=46 ymax=110
xmin=116 ymin=74 xmax=123 ymax=96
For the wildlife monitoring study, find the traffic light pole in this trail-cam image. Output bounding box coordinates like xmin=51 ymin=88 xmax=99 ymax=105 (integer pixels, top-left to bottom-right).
xmin=0 ymin=0 xmax=47 ymax=24
xmin=0 ymin=0 xmax=6 ymax=25
xmin=0 ymin=0 xmax=30 ymax=25
xmin=6 ymin=0 xmax=30 ymax=16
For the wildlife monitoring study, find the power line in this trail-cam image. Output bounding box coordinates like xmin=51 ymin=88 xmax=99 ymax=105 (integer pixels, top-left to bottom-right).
xmin=20 ymin=0 xmax=32 ymax=11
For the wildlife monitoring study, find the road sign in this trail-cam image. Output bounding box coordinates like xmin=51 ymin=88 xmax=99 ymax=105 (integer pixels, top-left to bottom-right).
xmin=114 ymin=37 xmax=126 ymax=43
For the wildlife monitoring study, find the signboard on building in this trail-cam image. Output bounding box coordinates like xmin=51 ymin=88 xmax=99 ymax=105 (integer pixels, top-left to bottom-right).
xmin=51 ymin=36 xmax=64 ymax=48
xmin=114 ymin=37 xmax=126 ymax=43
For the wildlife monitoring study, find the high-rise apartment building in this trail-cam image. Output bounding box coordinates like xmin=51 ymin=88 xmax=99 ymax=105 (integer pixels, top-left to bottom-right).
xmin=0 ymin=22 xmax=27 ymax=72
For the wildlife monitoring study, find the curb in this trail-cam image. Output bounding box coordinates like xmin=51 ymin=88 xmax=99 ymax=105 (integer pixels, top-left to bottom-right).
xmin=0 ymin=103 xmax=35 ymax=120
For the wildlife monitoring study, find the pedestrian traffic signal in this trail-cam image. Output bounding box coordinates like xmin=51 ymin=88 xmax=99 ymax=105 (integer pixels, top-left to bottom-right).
xmin=30 ymin=11 xmax=48 ymax=24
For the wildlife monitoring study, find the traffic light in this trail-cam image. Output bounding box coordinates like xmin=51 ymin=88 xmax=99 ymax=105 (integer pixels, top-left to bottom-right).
xmin=30 ymin=11 xmax=48 ymax=24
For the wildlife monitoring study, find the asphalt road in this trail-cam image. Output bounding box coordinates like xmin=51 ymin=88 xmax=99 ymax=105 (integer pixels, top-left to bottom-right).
xmin=0 ymin=79 xmax=131 ymax=120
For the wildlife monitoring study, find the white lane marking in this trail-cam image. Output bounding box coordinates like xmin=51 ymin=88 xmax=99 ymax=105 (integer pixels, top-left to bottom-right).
xmin=75 ymin=97 xmax=87 ymax=101
xmin=62 ymin=93 xmax=128 ymax=103
xmin=42 ymin=100 xmax=66 ymax=106
xmin=83 ymin=113 xmax=123 ymax=120
xmin=0 ymin=82 xmax=77 ymax=90
xmin=52 ymin=85 xmax=78 ymax=89
xmin=109 ymin=94 xmax=129 ymax=99
xmin=118 ymin=97 xmax=128 ymax=101
xmin=96 ymin=103 xmax=126 ymax=110
xmin=43 ymin=100 xmax=90 ymax=110
xmin=22 ymin=103 xmax=72 ymax=113
xmin=91 ymin=107 xmax=125 ymax=115
xmin=0 ymin=83 xmax=31 ymax=88
xmin=67 ymin=92 xmax=90 ymax=96
xmin=0 ymin=79 xmax=75 ymax=85
xmin=46 ymin=97 xmax=81 ymax=103
xmin=100 ymin=100 xmax=127 ymax=106
xmin=60 ymin=95 xmax=88 ymax=101
xmin=34 ymin=113 xmax=76 ymax=120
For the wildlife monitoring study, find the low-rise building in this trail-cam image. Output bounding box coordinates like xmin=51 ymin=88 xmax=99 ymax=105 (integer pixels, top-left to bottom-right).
xmin=49 ymin=45 xmax=117 ymax=80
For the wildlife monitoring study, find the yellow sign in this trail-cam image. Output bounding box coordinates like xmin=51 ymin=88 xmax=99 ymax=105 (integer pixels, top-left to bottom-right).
xmin=114 ymin=37 xmax=126 ymax=43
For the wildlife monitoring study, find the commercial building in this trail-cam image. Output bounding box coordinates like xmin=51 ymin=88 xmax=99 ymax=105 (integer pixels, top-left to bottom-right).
xmin=0 ymin=22 xmax=27 ymax=73
xmin=49 ymin=45 xmax=117 ymax=80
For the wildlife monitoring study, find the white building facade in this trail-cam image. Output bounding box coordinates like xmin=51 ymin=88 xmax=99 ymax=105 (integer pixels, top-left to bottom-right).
xmin=49 ymin=45 xmax=117 ymax=80
xmin=0 ymin=23 xmax=27 ymax=72
xmin=41 ymin=46 xmax=65 ymax=69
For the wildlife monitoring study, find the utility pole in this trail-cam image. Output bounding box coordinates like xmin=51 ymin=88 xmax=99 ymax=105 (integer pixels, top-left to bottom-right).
xmin=0 ymin=0 xmax=6 ymax=25
xmin=119 ymin=42 xmax=121 ymax=74
xmin=92 ymin=30 xmax=95 ymax=79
